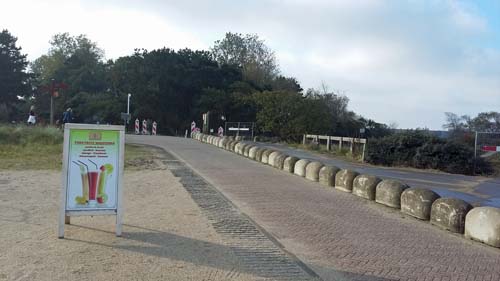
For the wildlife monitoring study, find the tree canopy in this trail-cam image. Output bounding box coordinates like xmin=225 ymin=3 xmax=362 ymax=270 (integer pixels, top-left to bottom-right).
xmin=0 ymin=29 xmax=30 ymax=121
xmin=2 ymin=30 xmax=392 ymax=140
xmin=211 ymin=32 xmax=279 ymax=89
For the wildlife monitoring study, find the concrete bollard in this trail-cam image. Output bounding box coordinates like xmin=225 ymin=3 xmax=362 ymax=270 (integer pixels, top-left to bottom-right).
xmin=234 ymin=142 xmax=243 ymax=154
xmin=239 ymin=144 xmax=249 ymax=155
xmin=319 ymin=166 xmax=340 ymax=187
xmin=430 ymin=198 xmax=472 ymax=233
xmin=219 ymin=138 xmax=228 ymax=148
xmin=261 ymin=150 xmax=274 ymax=164
xmin=465 ymin=207 xmax=500 ymax=248
xmin=268 ymin=151 xmax=281 ymax=166
xmin=225 ymin=140 xmax=234 ymax=150
xmin=375 ymin=179 xmax=409 ymax=208
xmin=244 ymin=145 xmax=253 ymax=157
xmin=255 ymin=148 xmax=266 ymax=162
xmin=305 ymin=161 xmax=324 ymax=182
xmin=283 ymin=156 xmax=299 ymax=173
xmin=294 ymin=159 xmax=311 ymax=177
xmin=249 ymin=146 xmax=259 ymax=160
xmin=352 ymin=175 xmax=382 ymax=200
xmin=230 ymin=141 xmax=239 ymax=152
xmin=273 ymin=153 xmax=288 ymax=169
xmin=335 ymin=169 xmax=359 ymax=193
xmin=401 ymin=188 xmax=440 ymax=220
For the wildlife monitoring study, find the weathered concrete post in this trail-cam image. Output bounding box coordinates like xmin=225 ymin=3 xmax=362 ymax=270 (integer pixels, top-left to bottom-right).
xmin=319 ymin=166 xmax=340 ymax=187
xmin=305 ymin=161 xmax=324 ymax=182
xmin=255 ymin=148 xmax=266 ymax=162
xmin=326 ymin=136 xmax=331 ymax=151
xmin=248 ymin=146 xmax=259 ymax=160
xmin=335 ymin=169 xmax=359 ymax=192
xmin=294 ymin=159 xmax=311 ymax=177
xmin=465 ymin=207 xmax=500 ymax=248
xmin=401 ymin=188 xmax=440 ymax=220
xmin=430 ymin=198 xmax=472 ymax=233
xmin=283 ymin=156 xmax=299 ymax=173
xmin=261 ymin=149 xmax=274 ymax=164
xmin=375 ymin=180 xmax=410 ymax=208
xmin=274 ymin=153 xmax=288 ymax=170
xmin=352 ymin=174 xmax=381 ymax=200
xmin=302 ymin=134 xmax=306 ymax=145
xmin=268 ymin=151 xmax=281 ymax=166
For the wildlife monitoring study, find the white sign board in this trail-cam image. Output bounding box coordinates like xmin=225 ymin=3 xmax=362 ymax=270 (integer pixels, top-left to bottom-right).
xmin=59 ymin=123 xmax=125 ymax=238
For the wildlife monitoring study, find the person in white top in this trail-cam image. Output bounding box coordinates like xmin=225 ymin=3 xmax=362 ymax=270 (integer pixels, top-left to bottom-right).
xmin=27 ymin=109 xmax=36 ymax=125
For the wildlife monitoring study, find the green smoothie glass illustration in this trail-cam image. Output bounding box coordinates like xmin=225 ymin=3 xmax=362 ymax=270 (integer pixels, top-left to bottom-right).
xmin=97 ymin=164 xmax=113 ymax=204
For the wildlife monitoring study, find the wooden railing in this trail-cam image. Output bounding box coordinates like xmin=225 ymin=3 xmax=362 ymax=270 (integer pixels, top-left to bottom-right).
xmin=302 ymin=134 xmax=367 ymax=161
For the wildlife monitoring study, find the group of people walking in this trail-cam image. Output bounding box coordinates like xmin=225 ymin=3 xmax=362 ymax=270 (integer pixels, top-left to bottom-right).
xmin=26 ymin=107 xmax=72 ymax=126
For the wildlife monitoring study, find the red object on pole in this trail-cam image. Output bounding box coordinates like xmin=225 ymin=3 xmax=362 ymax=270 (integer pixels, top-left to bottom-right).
xmin=481 ymin=146 xmax=500 ymax=152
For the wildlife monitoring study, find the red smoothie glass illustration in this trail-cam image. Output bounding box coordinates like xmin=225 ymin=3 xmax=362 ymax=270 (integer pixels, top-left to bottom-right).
xmin=88 ymin=170 xmax=99 ymax=203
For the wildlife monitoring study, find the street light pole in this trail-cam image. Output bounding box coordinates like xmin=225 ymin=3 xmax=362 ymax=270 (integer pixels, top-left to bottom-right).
xmin=50 ymin=79 xmax=55 ymax=125
xmin=127 ymin=93 xmax=131 ymax=115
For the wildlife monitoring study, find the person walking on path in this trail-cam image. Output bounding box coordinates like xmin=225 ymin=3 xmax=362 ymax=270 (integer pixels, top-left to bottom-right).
xmin=27 ymin=108 xmax=36 ymax=125
xmin=62 ymin=108 xmax=73 ymax=124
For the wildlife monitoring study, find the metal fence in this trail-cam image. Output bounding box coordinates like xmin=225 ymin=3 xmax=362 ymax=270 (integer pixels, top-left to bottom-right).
xmin=474 ymin=131 xmax=500 ymax=172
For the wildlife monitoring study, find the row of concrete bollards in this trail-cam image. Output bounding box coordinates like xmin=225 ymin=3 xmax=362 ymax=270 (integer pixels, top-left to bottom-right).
xmin=191 ymin=133 xmax=500 ymax=249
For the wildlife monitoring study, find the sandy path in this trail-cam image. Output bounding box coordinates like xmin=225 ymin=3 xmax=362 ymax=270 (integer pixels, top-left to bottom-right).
xmin=0 ymin=165 xmax=265 ymax=280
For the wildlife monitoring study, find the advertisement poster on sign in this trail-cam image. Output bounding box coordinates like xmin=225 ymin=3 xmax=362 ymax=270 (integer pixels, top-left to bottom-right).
xmin=59 ymin=123 xmax=124 ymax=238
xmin=66 ymin=129 xmax=120 ymax=210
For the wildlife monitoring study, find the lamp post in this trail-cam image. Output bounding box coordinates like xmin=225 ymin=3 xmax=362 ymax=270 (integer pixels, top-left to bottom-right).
xmin=49 ymin=79 xmax=55 ymax=125
xmin=127 ymin=93 xmax=131 ymax=116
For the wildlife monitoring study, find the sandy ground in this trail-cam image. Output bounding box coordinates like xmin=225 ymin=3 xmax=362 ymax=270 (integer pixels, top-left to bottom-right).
xmin=0 ymin=162 xmax=265 ymax=280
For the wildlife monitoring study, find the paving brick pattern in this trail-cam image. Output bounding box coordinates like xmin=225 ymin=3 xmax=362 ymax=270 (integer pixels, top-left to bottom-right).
xmin=130 ymin=136 xmax=500 ymax=281
xmin=162 ymin=155 xmax=319 ymax=281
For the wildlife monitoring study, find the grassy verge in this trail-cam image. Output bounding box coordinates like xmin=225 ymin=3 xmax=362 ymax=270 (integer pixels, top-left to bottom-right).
xmin=0 ymin=125 xmax=159 ymax=170
xmin=0 ymin=143 xmax=159 ymax=170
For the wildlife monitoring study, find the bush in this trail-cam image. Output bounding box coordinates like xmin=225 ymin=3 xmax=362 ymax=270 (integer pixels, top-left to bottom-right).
xmin=366 ymin=130 xmax=492 ymax=175
xmin=366 ymin=130 xmax=433 ymax=166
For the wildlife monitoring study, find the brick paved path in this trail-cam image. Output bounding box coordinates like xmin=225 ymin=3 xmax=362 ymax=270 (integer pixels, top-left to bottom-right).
xmin=129 ymin=136 xmax=500 ymax=281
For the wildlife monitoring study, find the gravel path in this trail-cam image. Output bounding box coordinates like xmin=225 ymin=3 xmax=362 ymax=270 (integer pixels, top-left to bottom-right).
xmin=0 ymin=156 xmax=276 ymax=280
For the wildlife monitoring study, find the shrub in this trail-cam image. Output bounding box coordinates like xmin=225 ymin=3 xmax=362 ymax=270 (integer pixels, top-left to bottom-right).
xmin=366 ymin=130 xmax=492 ymax=175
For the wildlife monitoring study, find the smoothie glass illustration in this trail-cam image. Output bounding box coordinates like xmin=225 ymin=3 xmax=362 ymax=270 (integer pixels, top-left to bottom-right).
xmin=73 ymin=161 xmax=89 ymax=205
xmin=87 ymin=160 xmax=100 ymax=206
xmin=97 ymin=164 xmax=113 ymax=204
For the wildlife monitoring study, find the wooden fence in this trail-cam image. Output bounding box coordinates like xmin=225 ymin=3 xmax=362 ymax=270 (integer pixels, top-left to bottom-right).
xmin=302 ymin=134 xmax=367 ymax=162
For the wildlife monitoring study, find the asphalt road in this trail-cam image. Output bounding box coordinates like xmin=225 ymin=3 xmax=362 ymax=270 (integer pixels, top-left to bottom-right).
xmin=254 ymin=142 xmax=500 ymax=207
xmin=128 ymin=135 xmax=500 ymax=281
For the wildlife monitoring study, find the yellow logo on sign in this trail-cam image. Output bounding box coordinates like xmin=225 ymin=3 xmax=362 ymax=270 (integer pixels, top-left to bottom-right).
xmin=89 ymin=132 xmax=102 ymax=140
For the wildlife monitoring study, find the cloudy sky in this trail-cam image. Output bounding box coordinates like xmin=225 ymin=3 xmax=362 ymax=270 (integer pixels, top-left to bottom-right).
xmin=2 ymin=0 xmax=499 ymax=129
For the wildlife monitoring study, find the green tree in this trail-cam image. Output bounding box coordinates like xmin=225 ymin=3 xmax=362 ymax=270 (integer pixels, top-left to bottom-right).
xmin=31 ymin=33 xmax=108 ymax=123
xmin=211 ymin=32 xmax=279 ymax=89
xmin=111 ymin=48 xmax=244 ymax=134
xmin=0 ymin=29 xmax=30 ymax=121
